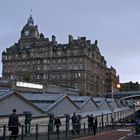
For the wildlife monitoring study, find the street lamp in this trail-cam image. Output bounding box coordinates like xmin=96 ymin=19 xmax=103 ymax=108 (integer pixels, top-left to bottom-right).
xmin=111 ymin=83 xmax=121 ymax=124
xmin=116 ymin=83 xmax=121 ymax=91
xmin=111 ymin=86 xmax=115 ymax=125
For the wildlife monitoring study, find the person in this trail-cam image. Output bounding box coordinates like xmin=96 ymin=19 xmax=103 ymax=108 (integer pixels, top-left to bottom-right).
xmin=88 ymin=114 xmax=94 ymax=131
xmin=90 ymin=114 xmax=94 ymax=131
xmin=71 ymin=112 xmax=78 ymax=135
xmin=76 ymin=114 xmax=81 ymax=134
xmin=54 ymin=117 xmax=61 ymax=132
xmin=8 ymin=109 xmax=20 ymax=140
xmin=93 ymin=117 xmax=98 ymax=135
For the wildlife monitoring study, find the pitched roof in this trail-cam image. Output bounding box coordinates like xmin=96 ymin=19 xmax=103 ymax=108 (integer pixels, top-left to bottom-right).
xmin=69 ymin=96 xmax=89 ymax=107
xmin=92 ymin=97 xmax=106 ymax=107
xmin=0 ymin=90 xmax=13 ymax=100
xmin=21 ymin=93 xmax=64 ymax=101
xmin=69 ymin=95 xmax=98 ymax=108
xmin=0 ymin=90 xmax=45 ymax=113
xmin=21 ymin=93 xmax=79 ymax=112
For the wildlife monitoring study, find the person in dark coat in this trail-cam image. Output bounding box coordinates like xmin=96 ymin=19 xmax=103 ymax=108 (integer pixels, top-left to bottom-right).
xmin=76 ymin=114 xmax=81 ymax=134
xmin=71 ymin=112 xmax=78 ymax=134
xmin=8 ymin=109 xmax=20 ymax=140
xmin=89 ymin=114 xmax=94 ymax=131
xmin=54 ymin=117 xmax=61 ymax=131
xmin=93 ymin=117 xmax=98 ymax=135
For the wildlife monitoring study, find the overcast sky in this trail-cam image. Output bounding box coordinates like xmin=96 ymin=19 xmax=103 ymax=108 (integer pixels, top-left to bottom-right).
xmin=0 ymin=0 xmax=140 ymax=83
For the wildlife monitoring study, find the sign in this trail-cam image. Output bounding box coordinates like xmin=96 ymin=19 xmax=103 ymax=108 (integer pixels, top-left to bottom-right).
xmin=16 ymin=81 xmax=43 ymax=89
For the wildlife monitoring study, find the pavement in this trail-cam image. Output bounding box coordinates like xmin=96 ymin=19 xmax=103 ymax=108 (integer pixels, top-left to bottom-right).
xmin=1 ymin=124 xmax=138 ymax=140
xmin=73 ymin=126 xmax=140 ymax=140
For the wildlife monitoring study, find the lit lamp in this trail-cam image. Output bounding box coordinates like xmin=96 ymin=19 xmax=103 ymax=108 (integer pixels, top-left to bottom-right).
xmin=116 ymin=83 xmax=121 ymax=91
xmin=111 ymin=83 xmax=120 ymax=124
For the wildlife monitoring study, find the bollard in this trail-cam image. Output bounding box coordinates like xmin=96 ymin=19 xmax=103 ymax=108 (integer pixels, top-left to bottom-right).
xmin=48 ymin=113 xmax=54 ymax=132
xmin=84 ymin=123 xmax=86 ymax=134
xmin=56 ymin=126 xmax=60 ymax=140
xmin=99 ymin=122 xmax=102 ymax=132
xmin=3 ymin=125 xmax=6 ymax=140
xmin=65 ymin=123 xmax=68 ymax=138
xmin=87 ymin=115 xmax=90 ymax=134
xmin=111 ymin=114 xmax=114 ymax=129
xmin=104 ymin=122 xmax=106 ymax=131
xmin=65 ymin=114 xmax=70 ymax=138
xmin=101 ymin=113 xmax=104 ymax=131
xmin=21 ymin=125 xmax=24 ymax=140
xmin=23 ymin=111 xmax=32 ymax=135
xmin=36 ymin=124 xmax=38 ymax=140
xmin=65 ymin=114 xmax=70 ymax=130
xmin=107 ymin=114 xmax=108 ymax=123
xmin=88 ymin=124 xmax=90 ymax=134
xmin=48 ymin=124 xmax=50 ymax=140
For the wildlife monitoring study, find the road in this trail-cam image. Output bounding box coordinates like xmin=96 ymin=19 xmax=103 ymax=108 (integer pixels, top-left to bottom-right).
xmin=73 ymin=127 xmax=135 ymax=140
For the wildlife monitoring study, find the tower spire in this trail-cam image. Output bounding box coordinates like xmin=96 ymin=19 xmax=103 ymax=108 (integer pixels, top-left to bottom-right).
xmin=27 ymin=9 xmax=34 ymax=26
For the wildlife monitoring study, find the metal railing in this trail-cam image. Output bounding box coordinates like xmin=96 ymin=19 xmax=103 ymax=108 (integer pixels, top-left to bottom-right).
xmin=0 ymin=115 xmax=131 ymax=140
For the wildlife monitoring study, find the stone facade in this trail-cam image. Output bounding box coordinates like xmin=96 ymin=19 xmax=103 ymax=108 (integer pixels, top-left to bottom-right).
xmin=2 ymin=15 xmax=119 ymax=96
xmin=106 ymin=66 xmax=119 ymax=92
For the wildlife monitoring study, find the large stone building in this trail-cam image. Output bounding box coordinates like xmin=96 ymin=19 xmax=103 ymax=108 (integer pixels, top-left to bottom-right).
xmin=106 ymin=66 xmax=120 ymax=92
xmin=2 ymin=15 xmax=119 ymax=96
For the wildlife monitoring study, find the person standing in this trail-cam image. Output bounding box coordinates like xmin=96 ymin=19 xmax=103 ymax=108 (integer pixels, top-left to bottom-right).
xmin=93 ymin=117 xmax=98 ymax=135
xmin=88 ymin=114 xmax=94 ymax=131
xmin=54 ymin=117 xmax=61 ymax=131
xmin=71 ymin=112 xmax=78 ymax=134
xmin=8 ymin=109 xmax=20 ymax=140
xmin=76 ymin=114 xmax=81 ymax=134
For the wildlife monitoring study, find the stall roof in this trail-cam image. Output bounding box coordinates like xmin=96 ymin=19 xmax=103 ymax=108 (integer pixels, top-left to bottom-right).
xmin=21 ymin=93 xmax=79 ymax=112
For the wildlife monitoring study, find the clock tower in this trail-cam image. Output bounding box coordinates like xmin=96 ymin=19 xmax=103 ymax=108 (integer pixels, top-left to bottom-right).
xmin=20 ymin=14 xmax=39 ymax=39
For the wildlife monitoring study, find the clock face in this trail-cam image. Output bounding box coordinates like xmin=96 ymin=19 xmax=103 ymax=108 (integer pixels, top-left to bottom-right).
xmin=24 ymin=30 xmax=30 ymax=36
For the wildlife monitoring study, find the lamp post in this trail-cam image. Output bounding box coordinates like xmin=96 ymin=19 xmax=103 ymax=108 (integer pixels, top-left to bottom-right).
xmin=111 ymin=83 xmax=120 ymax=124
xmin=111 ymin=86 xmax=114 ymax=125
xmin=117 ymin=84 xmax=121 ymax=91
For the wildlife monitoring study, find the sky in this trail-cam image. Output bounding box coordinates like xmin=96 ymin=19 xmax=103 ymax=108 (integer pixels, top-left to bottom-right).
xmin=0 ymin=0 xmax=140 ymax=83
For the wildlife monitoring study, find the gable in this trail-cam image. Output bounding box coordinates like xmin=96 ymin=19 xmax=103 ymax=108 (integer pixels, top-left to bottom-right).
xmin=0 ymin=94 xmax=43 ymax=116
xmin=99 ymin=100 xmax=110 ymax=110
xmin=48 ymin=97 xmax=79 ymax=115
xmin=80 ymin=99 xmax=98 ymax=112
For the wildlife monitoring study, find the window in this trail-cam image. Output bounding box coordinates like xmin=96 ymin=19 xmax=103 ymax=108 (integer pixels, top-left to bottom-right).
xmin=52 ymin=60 xmax=56 ymax=63
xmin=79 ymin=64 xmax=83 ymax=69
xmin=44 ymin=59 xmax=47 ymax=63
xmin=37 ymin=75 xmax=40 ymax=79
xmin=79 ymin=58 xmax=82 ymax=62
xmin=15 ymin=54 xmax=18 ymax=58
xmin=72 ymin=73 xmax=81 ymax=79
xmin=57 ymin=51 xmax=62 ymax=56
xmin=58 ymin=66 xmax=62 ymax=70
xmin=73 ymin=65 xmax=78 ymax=70
xmin=22 ymin=54 xmax=26 ymax=58
xmin=71 ymin=83 xmax=80 ymax=90
xmin=43 ymin=74 xmax=46 ymax=79
xmin=47 ymin=60 xmax=50 ymax=63
xmin=58 ymin=59 xmax=61 ymax=63
xmin=62 ymin=74 xmax=66 ymax=79
xmin=63 ymin=59 xmax=66 ymax=63
xmin=52 ymin=74 xmax=57 ymax=79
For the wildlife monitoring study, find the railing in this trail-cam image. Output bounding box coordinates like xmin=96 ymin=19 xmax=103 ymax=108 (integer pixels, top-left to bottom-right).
xmin=0 ymin=111 xmax=134 ymax=140
xmin=0 ymin=122 xmax=123 ymax=140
